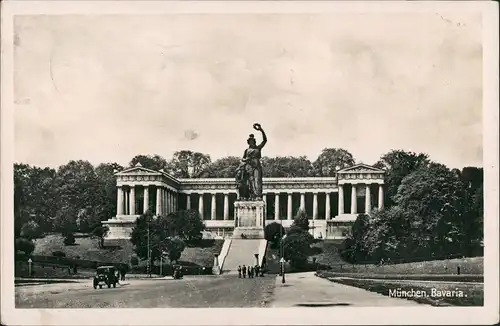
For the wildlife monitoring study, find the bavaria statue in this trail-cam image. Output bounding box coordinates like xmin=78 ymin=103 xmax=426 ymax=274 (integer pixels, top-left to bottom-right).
xmin=235 ymin=123 xmax=267 ymax=201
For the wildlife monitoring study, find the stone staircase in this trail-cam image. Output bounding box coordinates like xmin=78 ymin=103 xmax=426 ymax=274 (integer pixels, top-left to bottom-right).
xmin=221 ymin=239 xmax=262 ymax=274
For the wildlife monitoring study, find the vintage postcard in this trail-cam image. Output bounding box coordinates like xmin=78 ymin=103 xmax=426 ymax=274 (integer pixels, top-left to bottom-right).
xmin=1 ymin=1 xmax=498 ymax=325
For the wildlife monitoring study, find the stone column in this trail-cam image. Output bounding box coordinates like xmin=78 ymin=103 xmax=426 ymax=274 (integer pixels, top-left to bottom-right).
xmin=351 ymin=184 xmax=357 ymax=214
xmin=223 ymin=193 xmax=229 ymax=220
xmin=287 ymin=193 xmax=292 ymax=220
xmin=129 ymin=186 xmax=136 ymax=215
xmin=325 ymin=192 xmax=330 ymax=220
xmin=338 ymin=185 xmax=344 ymax=214
xmin=170 ymin=191 xmax=174 ymax=213
xmin=199 ymin=194 xmax=204 ymax=219
xmin=365 ymin=184 xmax=371 ymax=214
xmin=143 ymin=186 xmax=149 ymax=214
xmin=313 ymin=192 xmax=318 ymax=220
xmin=211 ymin=193 xmax=216 ymax=220
xmin=300 ymin=193 xmax=305 ymax=210
xmin=124 ymin=189 xmax=129 ymax=215
xmin=164 ymin=190 xmax=168 ymax=214
xmin=117 ymin=186 xmax=124 ymax=215
xmin=155 ymin=187 xmax=161 ymax=216
xmin=168 ymin=191 xmax=172 ymax=213
xmin=174 ymin=193 xmax=178 ymax=212
xmin=186 ymin=194 xmax=191 ymax=210
xmin=263 ymin=194 xmax=267 ymax=219
xmin=274 ymin=193 xmax=280 ymax=220
xmin=378 ymin=184 xmax=384 ymax=210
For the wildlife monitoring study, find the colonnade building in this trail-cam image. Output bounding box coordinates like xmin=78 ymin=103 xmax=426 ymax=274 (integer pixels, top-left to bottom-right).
xmin=103 ymin=163 xmax=385 ymax=240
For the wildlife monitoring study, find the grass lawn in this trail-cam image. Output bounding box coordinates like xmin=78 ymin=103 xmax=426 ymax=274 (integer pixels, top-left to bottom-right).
xmin=32 ymin=233 xmax=224 ymax=267
xmin=322 ymin=257 xmax=484 ymax=275
xmin=326 ymin=277 xmax=483 ymax=306
xmin=311 ymin=240 xmax=347 ymax=266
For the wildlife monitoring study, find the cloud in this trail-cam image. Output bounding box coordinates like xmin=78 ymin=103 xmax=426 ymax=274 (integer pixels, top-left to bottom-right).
xmin=13 ymin=13 xmax=483 ymax=169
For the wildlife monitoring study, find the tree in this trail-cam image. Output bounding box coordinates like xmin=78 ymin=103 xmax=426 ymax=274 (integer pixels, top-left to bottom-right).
xmin=261 ymin=156 xmax=313 ymax=177
xmin=76 ymin=206 xmax=103 ymax=233
xmin=14 ymin=164 xmax=57 ymax=235
xmin=394 ymin=163 xmax=470 ymax=257
xmin=340 ymin=213 xmax=370 ymax=262
xmin=92 ymin=225 xmax=110 ymax=248
xmin=175 ymin=209 xmax=206 ymax=242
xmin=20 ymin=221 xmax=42 ymax=240
xmin=63 ymin=232 xmax=76 ymax=246
xmin=54 ymin=160 xmax=101 ymax=232
xmin=291 ymin=208 xmax=309 ymax=232
xmin=460 ymin=167 xmax=483 ymax=190
xmin=166 ymin=150 xmax=211 ymax=178
xmin=203 ymin=156 xmax=241 ymax=178
xmin=164 ymin=238 xmax=185 ymax=263
xmin=53 ymin=205 xmax=78 ymax=234
xmin=264 ymin=222 xmax=285 ymax=248
xmin=282 ymin=232 xmax=314 ymax=268
xmin=312 ymin=148 xmax=355 ymax=176
xmin=129 ymin=154 xmax=168 ymax=171
xmin=15 ymin=238 xmax=35 ymax=255
xmin=130 ymin=212 xmax=187 ymax=264
xmin=95 ymin=162 xmax=123 ymax=223
xmin=374 ymin=150 xmax=430 ymax=207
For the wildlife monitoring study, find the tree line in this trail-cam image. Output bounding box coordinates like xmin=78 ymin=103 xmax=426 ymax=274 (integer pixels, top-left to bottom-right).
xmin=342 ymin=153 xmax=483 ymax=263
xmin=14 ymin=148 xmax=483 ymax=265
xmin=14 ymin=148 xmax=355 ymax=239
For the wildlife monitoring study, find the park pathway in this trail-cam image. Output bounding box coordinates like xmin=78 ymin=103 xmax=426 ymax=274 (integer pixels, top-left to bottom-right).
xmin=270 ymin=272 xmax=428 ymax=307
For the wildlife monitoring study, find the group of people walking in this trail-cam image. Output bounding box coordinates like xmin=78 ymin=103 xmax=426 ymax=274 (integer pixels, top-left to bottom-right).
xmin=237 ymin=264 xmax=262 ymax=278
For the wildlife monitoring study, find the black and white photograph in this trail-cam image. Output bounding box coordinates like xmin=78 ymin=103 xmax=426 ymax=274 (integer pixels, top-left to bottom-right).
xmin=1 ymin=1 xmax=498 ymax=325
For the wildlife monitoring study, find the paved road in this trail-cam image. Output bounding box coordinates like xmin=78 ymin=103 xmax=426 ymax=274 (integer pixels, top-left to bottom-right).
xmin=16 ymin=275 xmax=276 ymax=308
xmin=16 ymin=272 xmax=427 ymax=308
xmin=271 ymin=272 xmax=426 ymax=307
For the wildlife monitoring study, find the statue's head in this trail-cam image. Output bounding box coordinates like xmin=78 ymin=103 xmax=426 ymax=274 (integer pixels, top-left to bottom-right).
xmin=247 ymin=134 xmax=257 ymax=148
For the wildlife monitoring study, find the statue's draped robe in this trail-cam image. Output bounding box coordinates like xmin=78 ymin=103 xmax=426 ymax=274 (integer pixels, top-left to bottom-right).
xmin=243 ymin=147 xmax=263 ymax=199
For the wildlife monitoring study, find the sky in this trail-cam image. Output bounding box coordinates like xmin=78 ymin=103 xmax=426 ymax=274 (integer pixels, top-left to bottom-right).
xmin=13 ymin=12 xmax=483 ymax=169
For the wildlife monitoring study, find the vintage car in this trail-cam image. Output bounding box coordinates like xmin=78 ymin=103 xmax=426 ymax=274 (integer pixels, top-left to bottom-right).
xmin=93 ymin=265 xmax=118 ymax=289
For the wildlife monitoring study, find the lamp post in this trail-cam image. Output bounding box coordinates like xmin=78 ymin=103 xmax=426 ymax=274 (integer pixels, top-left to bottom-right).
xmin=147 ymin=215 xmax=152 ymax=278
xmin=280 ymin=219 xmax=286 ymax=284
xmin=280 ymin=257 xmax=286 ymax=284
xmin=279 ymin=219 xmax=283 ymax=276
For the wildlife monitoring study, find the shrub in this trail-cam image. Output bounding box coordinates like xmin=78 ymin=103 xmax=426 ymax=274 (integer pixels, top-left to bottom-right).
xmin=92 ymin=226 xmax=109 ymax=248
xmin=292 ymin=208 xmax=309 ymax=232
xmin=63 ymin=232 xmax=75 ymax=246
xmin=130 ymin=256 xmax=139 ymax=266
xmin=15 ymin=238 xmax=35 ymax=255
xmin=265 ymin=222 xmax=285 ymax=246
xmin=52 ymin=250 xmax=66 ymax=258
xmin=20 ymin=221 xmax=42 ymax=240
xmin=165 ymin=238 xmax=186 ymax=263
xmin=282 ymin=230 xmax=315 ymax=269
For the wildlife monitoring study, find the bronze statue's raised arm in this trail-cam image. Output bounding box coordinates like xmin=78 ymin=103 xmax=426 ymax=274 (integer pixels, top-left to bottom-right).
xmin=257 ymin=128 xmax=267 ymax=150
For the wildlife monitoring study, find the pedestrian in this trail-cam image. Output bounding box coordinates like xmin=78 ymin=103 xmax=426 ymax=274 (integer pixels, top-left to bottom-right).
xmin=249 ymin=266 xmax=254 ymax=278
xmin=242 ymin=265 xmax=247 ymax=278
xmin=121 ymin=266 xmax=127 ymax=281
xmin=255 ymin=264 xmax=260 ymax=277
xmin=237 ymin=265 xmax=242 ymax=278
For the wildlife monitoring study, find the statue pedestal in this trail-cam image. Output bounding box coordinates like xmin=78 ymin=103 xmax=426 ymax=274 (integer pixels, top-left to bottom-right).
xmin=233 ymin=201 xmax=265 ymax=239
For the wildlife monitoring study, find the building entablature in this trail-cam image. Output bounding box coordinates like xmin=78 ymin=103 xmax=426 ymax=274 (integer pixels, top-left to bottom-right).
xmin=115 ymin=163 xmax=385 ymax=192
xmin=336 ymin=164 xmax=385 ymax=185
